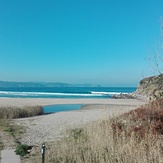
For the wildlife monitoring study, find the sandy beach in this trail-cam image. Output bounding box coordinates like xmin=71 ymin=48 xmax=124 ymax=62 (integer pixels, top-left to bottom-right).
xmin=0 ymin=98 xmax=145 ymax=146
xmin=0 ymin=98 xmax=144 ymax=107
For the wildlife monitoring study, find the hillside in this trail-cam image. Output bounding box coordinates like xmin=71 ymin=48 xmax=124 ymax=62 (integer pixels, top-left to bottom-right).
xmin=135 ymin=74 xmax=163 ymax=100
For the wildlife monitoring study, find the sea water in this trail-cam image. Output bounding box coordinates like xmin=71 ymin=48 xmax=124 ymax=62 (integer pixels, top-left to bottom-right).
xmin=0 ymin=87 xmax=136 ymax=98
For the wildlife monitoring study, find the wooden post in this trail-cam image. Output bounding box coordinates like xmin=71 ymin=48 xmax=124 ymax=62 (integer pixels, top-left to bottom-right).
xmin=42 ymin=144 xmax=45 ymax=163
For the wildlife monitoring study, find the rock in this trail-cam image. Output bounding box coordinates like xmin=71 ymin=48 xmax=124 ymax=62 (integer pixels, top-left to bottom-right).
xmin=112 ymin=93 xmax=135 ymax=99
xmin=112 ymin=74 xmax=163 ymax=101
xmin=135 ymin=74 xmax=163 ymax=101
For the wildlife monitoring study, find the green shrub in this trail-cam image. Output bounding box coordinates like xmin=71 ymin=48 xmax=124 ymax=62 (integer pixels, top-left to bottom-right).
xmin=15 ymin=144 xmax=29 ymax=157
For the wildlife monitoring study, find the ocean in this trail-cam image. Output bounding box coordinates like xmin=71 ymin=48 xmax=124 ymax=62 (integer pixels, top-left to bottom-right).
xmin=0 ymin=87 xmax=136 ymax=98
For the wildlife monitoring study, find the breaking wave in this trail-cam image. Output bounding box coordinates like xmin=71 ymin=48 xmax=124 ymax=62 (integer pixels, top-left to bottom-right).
xmin=0 ymin=90 xmax=129 ymax=98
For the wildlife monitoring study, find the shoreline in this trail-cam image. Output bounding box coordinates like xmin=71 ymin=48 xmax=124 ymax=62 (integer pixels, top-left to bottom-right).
xmin=0 ymin=97 xmax=145 ymax=107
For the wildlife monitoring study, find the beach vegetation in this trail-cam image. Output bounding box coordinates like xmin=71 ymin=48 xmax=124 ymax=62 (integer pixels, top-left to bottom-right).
xmin=15 ymin=144 xmax=31 ymax=157
xmin=69 ymin=128 xmax=87 ymax=142
xmin=4 ymin=126 xmax=15 ymax=137
xmin=3 ymin=123 xmax=24 ymax=140
xmin=0 ymin=119 xmax=25 ymax=151
xmin=0 ymin=119 xmax=24 ymax=136
xmin=0 ymin=105 xmax=43 ymax=119
xmin=41 ymin=99 xmax=163 ymax=163
xmin=12 ymin=99 xmax=163 ymax=163
xmin=0 ymin=141 xmax=4 ymax=151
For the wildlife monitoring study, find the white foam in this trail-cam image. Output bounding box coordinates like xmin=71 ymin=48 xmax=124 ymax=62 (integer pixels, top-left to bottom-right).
xmin=91 ymin=91 xmax=128 ymax=95
xmin=0 ymin=90 xmax=128 ymax=97
xmin=0 ymin=91 xmax=104 ymax=97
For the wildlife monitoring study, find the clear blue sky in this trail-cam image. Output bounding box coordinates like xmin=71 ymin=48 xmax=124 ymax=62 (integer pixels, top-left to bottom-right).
xmin=0 ymin=0 xmax=163 ymax=86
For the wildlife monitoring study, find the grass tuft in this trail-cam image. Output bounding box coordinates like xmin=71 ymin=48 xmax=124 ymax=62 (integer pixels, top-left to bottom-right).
xmin=0 ymin=105 xmax=43 ymax=119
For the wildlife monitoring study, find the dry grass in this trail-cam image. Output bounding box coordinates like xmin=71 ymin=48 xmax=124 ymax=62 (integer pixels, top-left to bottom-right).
xmin=20 ymin=99 xmax=163 ymax=162
xmin=41 ymin=99 xmax=163 ymax=163
xmin=46 ymin=122 xmax=162 ymax=163
xmin=0 ymin=106 xmax=43 ymax=119
xmin=122 ymin=98 xmax=163 ymax=136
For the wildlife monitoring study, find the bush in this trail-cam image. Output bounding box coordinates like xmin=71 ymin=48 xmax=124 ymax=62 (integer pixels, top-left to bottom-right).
xmin=122 ymin=98 xmax=163 ymax=136
xmin=15 ymin=144 xmax=29 ymax=157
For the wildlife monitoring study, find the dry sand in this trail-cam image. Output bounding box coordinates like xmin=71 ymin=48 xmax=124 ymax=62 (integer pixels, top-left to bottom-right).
xmin=0 ymin=98 xmax=145 ymax=146
xmin=0 ymin=98 xmax=144 ymax=107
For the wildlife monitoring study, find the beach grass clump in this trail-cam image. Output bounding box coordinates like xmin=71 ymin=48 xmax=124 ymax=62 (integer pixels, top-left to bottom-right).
xmin=47 ymin=120 xmax=162 ymax=163
xmin=121 ymin=98 xmax=163 ymax=136
xmin=0 ymin=106 xmax=43 ymax=119
xmin=45 ymin=99 xmax=163 ymax=163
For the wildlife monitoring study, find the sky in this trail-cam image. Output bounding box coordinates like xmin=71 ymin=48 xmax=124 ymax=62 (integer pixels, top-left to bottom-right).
xmin=0 ymin=0 xmax=163 ymax=87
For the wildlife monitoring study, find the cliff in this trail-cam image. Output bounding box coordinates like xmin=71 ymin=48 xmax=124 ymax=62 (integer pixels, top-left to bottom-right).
xmin=135 ymin=74 xmax=163 ymax=100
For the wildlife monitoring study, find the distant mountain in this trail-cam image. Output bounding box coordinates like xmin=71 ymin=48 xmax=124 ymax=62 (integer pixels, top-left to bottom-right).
xmin=0 ymin=81 xmax=101 ymax=88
